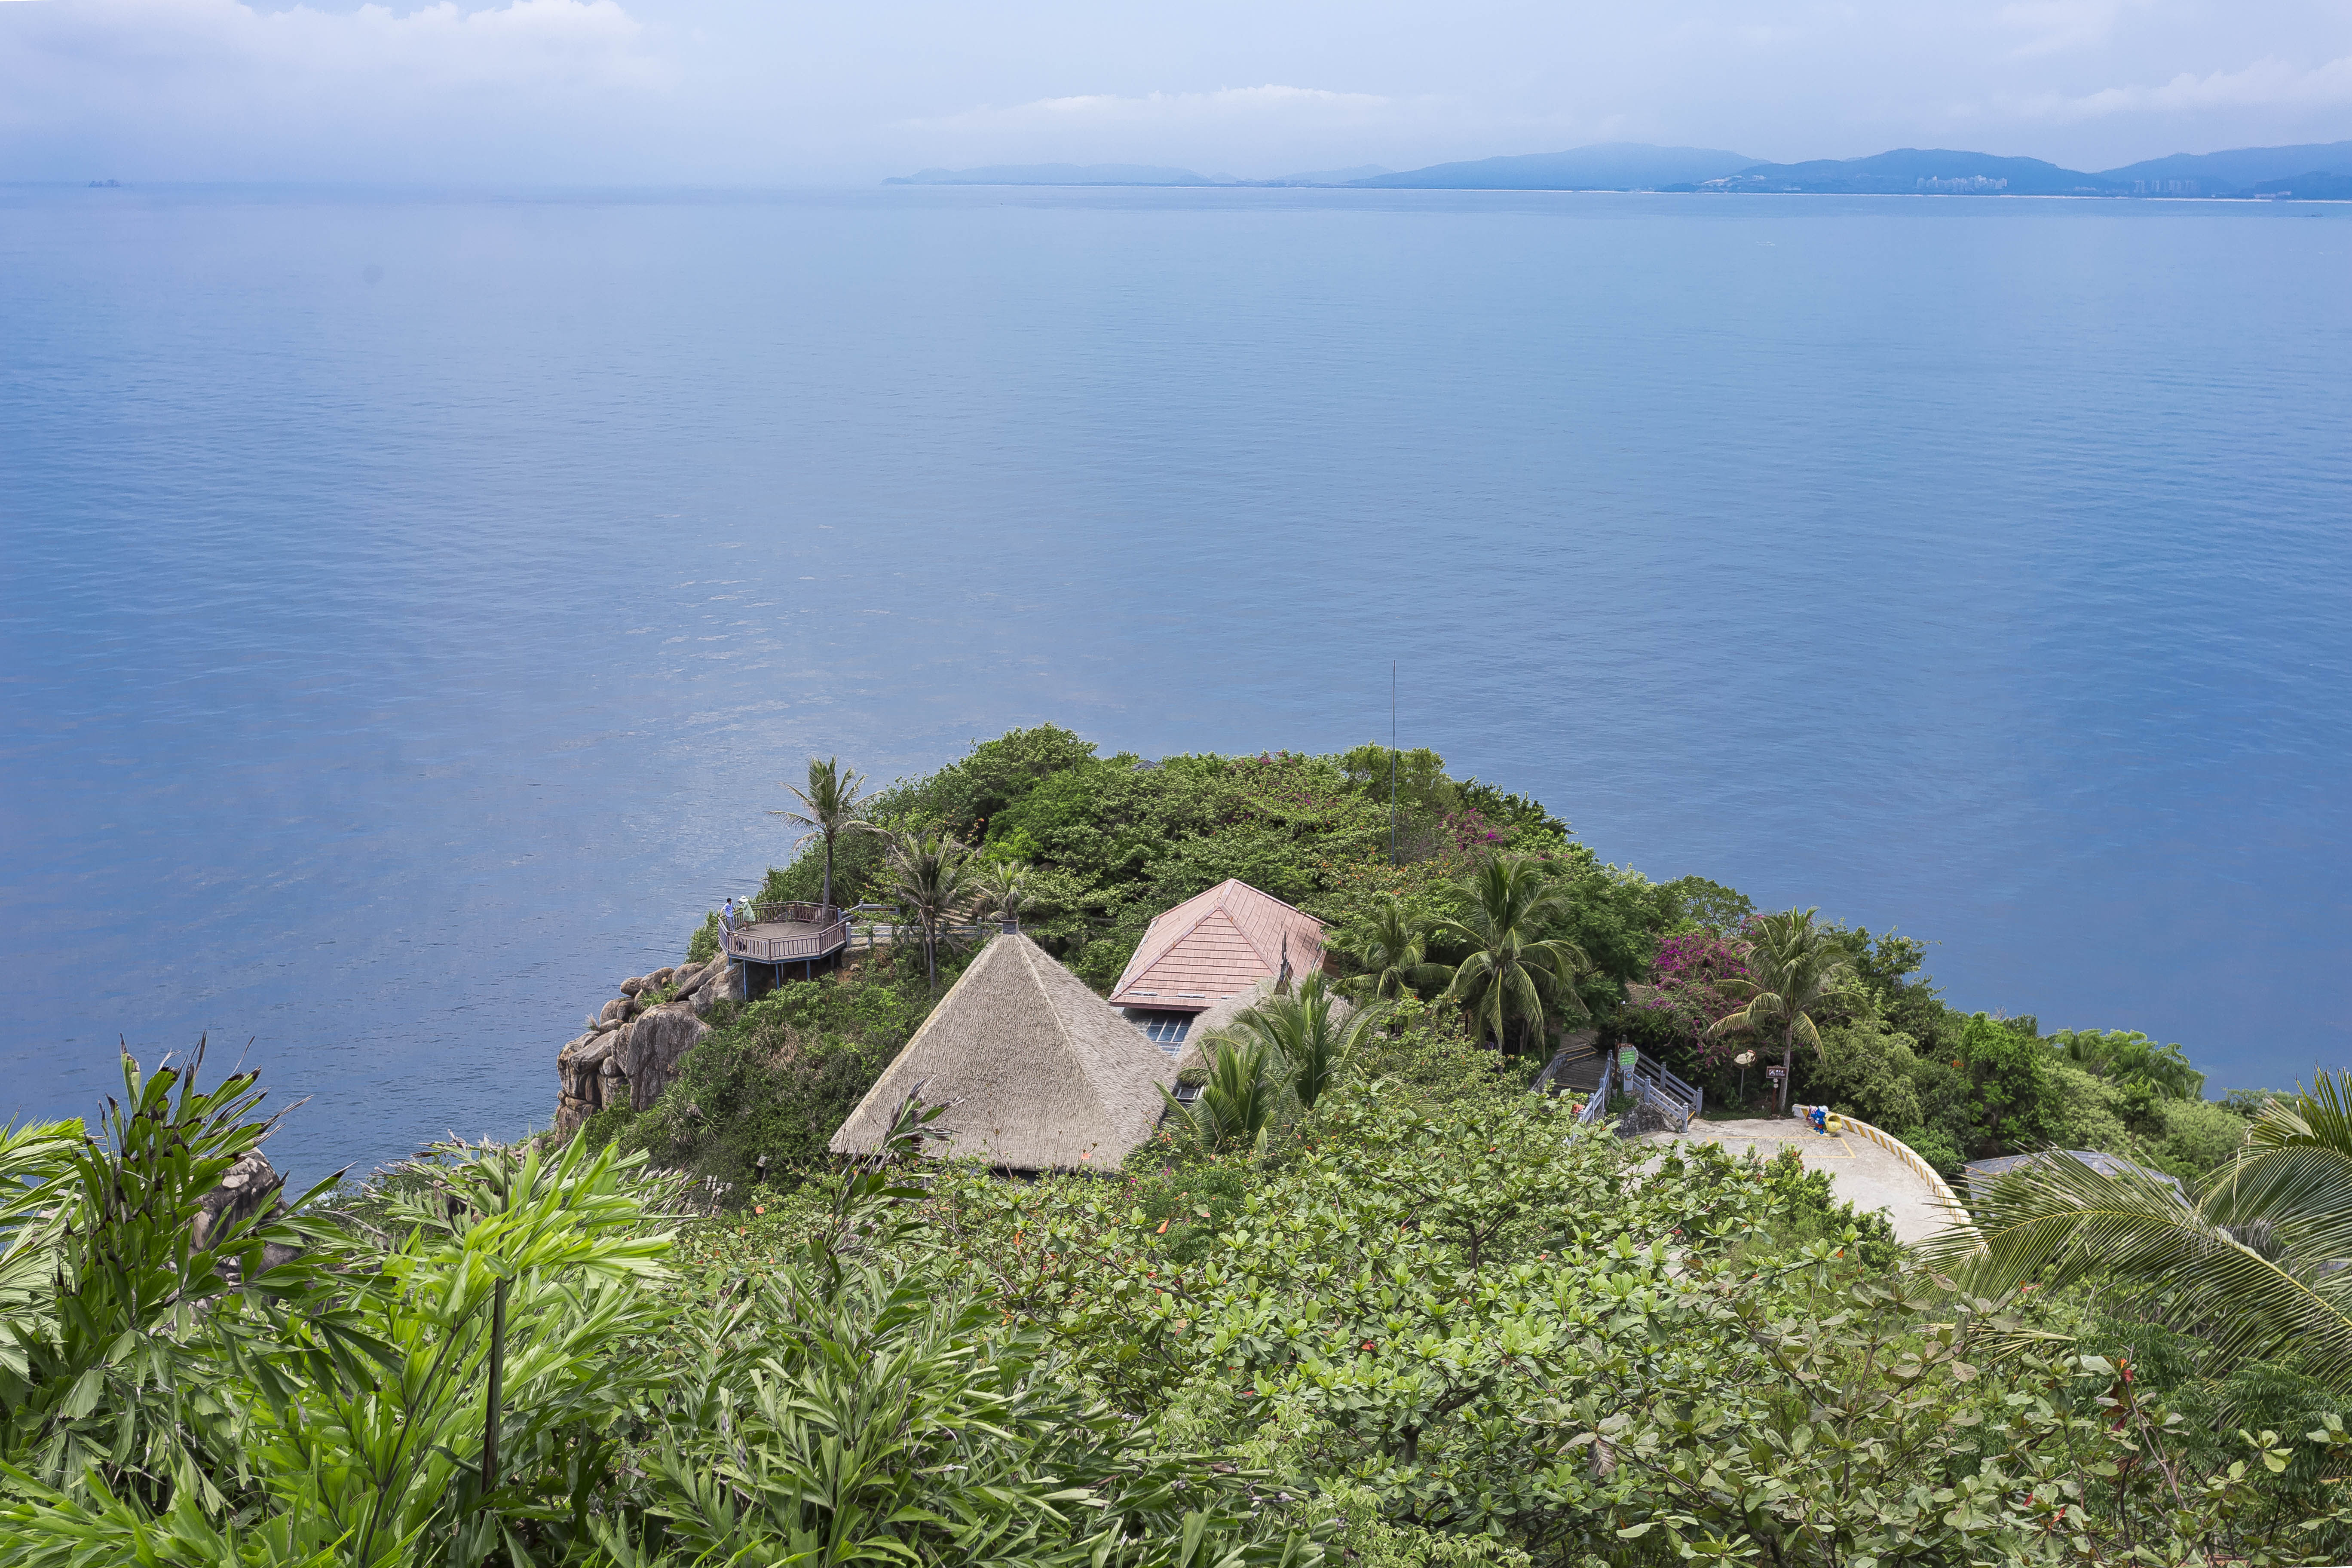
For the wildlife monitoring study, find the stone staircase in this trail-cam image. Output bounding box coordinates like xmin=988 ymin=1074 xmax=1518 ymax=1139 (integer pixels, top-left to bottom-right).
xmin=1535 ymin=1031 xmax=1606 ymax=1097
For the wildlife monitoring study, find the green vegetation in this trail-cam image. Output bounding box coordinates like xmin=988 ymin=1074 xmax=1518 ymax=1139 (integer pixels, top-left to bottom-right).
xmin=1427 ymin=855 xmax=1592 ymax=1052
xmin=0 ymin=1053 xmax=1306 ymax=1567
xmin=1930 ymin=1073 xmax=2352 ymax=1393
xmin=1704 ymin=906 xmax=1850 ymax=1114
xmin=768 ymin=754 xmax=878 ymax=909
xmin=732 ymin=725 xmax=2258 ymax=1192
xmin=10 ymin=725 xmax=2318 ymax=1564
xmin=588 ymin=950 xmax=965 ymax=1192
xmin=879 ymin=823 xmax=978 ymax=989
xmin=8 ymin=1027 xmax=2344 ymax=1566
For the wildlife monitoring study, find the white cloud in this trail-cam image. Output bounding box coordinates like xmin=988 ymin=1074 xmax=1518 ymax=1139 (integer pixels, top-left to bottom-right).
xmin=2022 ymin=53 xmax=2352 ymax=120
xmin=0 ymin=0 xmax=671 ymax=115
xmin=0 ymin=0 xmax=674 ymax=175
xmin=3 ymin=0 xmax=2349 ymax=184
xmin=914 ymin=84 xmax=1401 ymax=134
xmin=1996 ymin=0 xmax=2147 ymax=58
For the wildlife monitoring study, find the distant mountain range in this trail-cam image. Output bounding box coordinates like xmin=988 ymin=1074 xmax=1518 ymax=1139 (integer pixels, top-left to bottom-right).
xmin=885 ymin=162 xmax=1393 ymax=188
xmin=887 ymin=139 xmax=2352 ymax=198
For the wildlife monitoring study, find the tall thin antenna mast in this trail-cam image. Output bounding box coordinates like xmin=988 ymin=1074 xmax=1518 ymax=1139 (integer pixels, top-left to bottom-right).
xmin=1390 ymin=662 xmax=1398 ymax=867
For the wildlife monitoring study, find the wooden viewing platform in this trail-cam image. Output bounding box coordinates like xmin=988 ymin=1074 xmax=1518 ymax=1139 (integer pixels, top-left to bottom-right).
xmin=723 ymin=900 xmax=852 ymax=974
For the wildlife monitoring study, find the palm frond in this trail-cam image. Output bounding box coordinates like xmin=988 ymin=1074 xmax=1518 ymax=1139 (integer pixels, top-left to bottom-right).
xmin=1921 ymin=1143 xmax=2352 ymax=1391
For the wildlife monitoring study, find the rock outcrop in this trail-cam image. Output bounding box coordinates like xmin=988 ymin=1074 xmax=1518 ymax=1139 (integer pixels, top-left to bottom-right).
xmin=554 ymin=955 xmax=743 ymax=1134
xmin=195 ymin=1149 xmax=303 ymax=1274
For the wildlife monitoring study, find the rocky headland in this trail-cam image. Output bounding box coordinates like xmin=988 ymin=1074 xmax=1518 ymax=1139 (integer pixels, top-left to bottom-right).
xmin=551 ymin=954 xmax=744 ymax=1135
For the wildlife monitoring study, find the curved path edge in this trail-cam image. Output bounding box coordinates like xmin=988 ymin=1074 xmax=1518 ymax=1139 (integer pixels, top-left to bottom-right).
xmin=1828 ymin=1114 xmax=1981 ymax=1245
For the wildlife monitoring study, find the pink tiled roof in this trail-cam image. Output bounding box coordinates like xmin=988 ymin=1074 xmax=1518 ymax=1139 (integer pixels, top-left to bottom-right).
xmin=1109 ymin=879 xmax=1328 ymax=1012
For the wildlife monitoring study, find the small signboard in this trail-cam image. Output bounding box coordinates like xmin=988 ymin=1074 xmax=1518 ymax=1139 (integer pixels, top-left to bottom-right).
xmin=1765 ymin=1065 xmax=1787 ymax=1081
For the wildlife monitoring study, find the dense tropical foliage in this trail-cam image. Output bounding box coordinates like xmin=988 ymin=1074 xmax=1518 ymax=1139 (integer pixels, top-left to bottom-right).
xmin=1929 ymin=1072 xmax=2352 ymax=1391
xmin=8 ymin=1023 xmax=2348 ymax=1567
xmin=728 ymin=725 xmax=2256 ymax=1188
xmin=12 ymin=725 xmax=2329 ymax=1565
xmin=769 ymin=754 xmax=876 ymax=910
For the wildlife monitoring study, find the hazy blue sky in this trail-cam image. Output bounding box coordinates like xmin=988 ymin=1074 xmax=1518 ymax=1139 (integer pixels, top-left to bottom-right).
xmin=1 ymin=0 xmax=2346 ymax=183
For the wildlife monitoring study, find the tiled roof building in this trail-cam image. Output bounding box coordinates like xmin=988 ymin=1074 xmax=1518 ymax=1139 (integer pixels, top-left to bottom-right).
xmin=1109 ymin=879 xmax=1329 ymax=1052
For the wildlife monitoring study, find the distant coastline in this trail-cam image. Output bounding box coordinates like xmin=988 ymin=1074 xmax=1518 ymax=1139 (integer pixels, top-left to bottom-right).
xmin=888 ymin=138 xmax=2352 ymax=201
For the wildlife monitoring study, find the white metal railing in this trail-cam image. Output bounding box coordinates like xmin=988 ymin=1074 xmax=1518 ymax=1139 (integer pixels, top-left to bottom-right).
xmin=1575 ymin=1055 xmax=1615 ymax=1126
xmin=1626 ymin=1049 xmax=1703 ymax=1120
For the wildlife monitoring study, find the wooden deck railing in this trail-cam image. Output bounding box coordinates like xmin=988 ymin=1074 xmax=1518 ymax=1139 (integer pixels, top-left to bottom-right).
xmin=745 ymin=900 xmax=840 ymax=927
xmin=722 ymin=902 xmax=850 ymax=964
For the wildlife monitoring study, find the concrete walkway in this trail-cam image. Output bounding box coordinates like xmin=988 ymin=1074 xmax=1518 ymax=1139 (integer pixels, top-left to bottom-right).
xmin=1649 ymin=1117 xmax=1956 ymax=1245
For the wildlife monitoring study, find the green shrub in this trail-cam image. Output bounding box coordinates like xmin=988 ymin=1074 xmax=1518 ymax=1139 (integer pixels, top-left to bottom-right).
xmin=2144 ymin=1093 xmax=2253 ymax=1178
xmin=1810 ymin=1018 xmax=1928 ymax=1131
xmin=1901 ymin=1123 xmax=1963 ymax=1174
xmin=2043 ymin=1060 xmax=2138 ymax=1156
xmin=634 ymin=961 xmax=960 ymax=1200
xmin=1741 ymin=1146 xmax=1904 ymax=1271
xmin=577 ymin=1099 xmax=636 ymax=1154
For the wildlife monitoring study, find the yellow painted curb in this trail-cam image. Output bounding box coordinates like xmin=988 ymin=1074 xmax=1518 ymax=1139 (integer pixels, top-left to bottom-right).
xmin=1828 ymin=1113 xmax=1979 ymax=1240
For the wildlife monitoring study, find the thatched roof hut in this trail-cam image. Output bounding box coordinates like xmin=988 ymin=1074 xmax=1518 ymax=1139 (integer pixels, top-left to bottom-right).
xmin=829 ymin=931 xmax=1178 ymax=1173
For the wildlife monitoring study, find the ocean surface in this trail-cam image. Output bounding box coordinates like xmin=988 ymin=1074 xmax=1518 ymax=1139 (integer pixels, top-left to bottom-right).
xmin=3 ymin=184 xmax=2347 ymax=1182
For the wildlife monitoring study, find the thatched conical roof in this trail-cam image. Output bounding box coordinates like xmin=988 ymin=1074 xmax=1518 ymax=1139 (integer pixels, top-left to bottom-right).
xmin=829 ymin=932 xmax=1178 ymax=1173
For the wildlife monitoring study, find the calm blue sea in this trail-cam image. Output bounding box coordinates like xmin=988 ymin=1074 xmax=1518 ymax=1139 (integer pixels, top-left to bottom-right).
xmin=3 ymin=184 xmax=2348 ymax=1181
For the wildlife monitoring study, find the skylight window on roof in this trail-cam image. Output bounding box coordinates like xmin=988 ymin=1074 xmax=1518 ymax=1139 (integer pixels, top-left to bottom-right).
xmin=1127 ymin=1010 xmax=1193 ymax=1052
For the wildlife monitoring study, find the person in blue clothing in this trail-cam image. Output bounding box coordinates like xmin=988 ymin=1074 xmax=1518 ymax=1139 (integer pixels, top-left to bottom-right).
xmin=722 ymin=896 xmax=737 ymax=931
xmin=1808 ymin=1104 xmax=1829 ymax=1134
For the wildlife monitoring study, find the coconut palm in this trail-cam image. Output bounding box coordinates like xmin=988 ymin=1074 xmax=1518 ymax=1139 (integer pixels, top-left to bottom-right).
xmin=1229 ymin=972 xmax=1391 ymax=1112
xmin=1921 ymin=1075 xmax=2352 ymax=1389
xmin=2048 ymin=1028 xmax=2206 ymax=1100
xmin=969 ymin=861 xmax=1036 ymax=928
xmin=1158 ymin=1035 xmax=1281 ymax=1157
xmin=883 ymin=827 xmax=976 ymax=990
xmin=1335 ymin=897 xmax=1447 ymax=1003
xmin=1427 ymin=855 xmax=1592 ymax=1055
xmin=1706 ymin=907 xmax=1852 ymax=1114
xmin=770 ymin=756 xmax=876 ymax=910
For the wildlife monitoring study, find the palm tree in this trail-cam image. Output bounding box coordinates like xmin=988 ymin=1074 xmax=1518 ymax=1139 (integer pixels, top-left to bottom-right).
xmin=1335 ymin=897 xmax=1447 ymax=1003
xmin=1158 ymin=1035 xmax=1281 ymax=1157
xmin=1427 ymin=856 xmax=1592 ymax=1055
xmin=1921 ymin=1075 xmax=2352 ymax=1390
xmin=882 ymin=827 xmax=975 ymax=990
xmin=2048 ymin=1028 xmax=2206 ymax=1100
xmin=1229 ymin=972 xmax=1390 ymax=1112
xmin=968 ymin=861 xmax=1035 ymax=928
xmin=1706 ymin=907 xmax=1852 ymax=1114
xmin=769 ymin=756 xmax=876 ymax=910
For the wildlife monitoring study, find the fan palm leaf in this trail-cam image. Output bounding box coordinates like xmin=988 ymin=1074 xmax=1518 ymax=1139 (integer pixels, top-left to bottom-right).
xmin=1705 ymin=907 xmax=1850 ymax=1110
xmin=968 ymin=861 xmax=1035 ymax=927
xmin=1228 ymin=972 xmax=1392 ymax=1112
xmin=882 ymin=827 xmax=976 ymax=991
xmin=1159 ymin=1035 xmax=1279 ymax=1157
